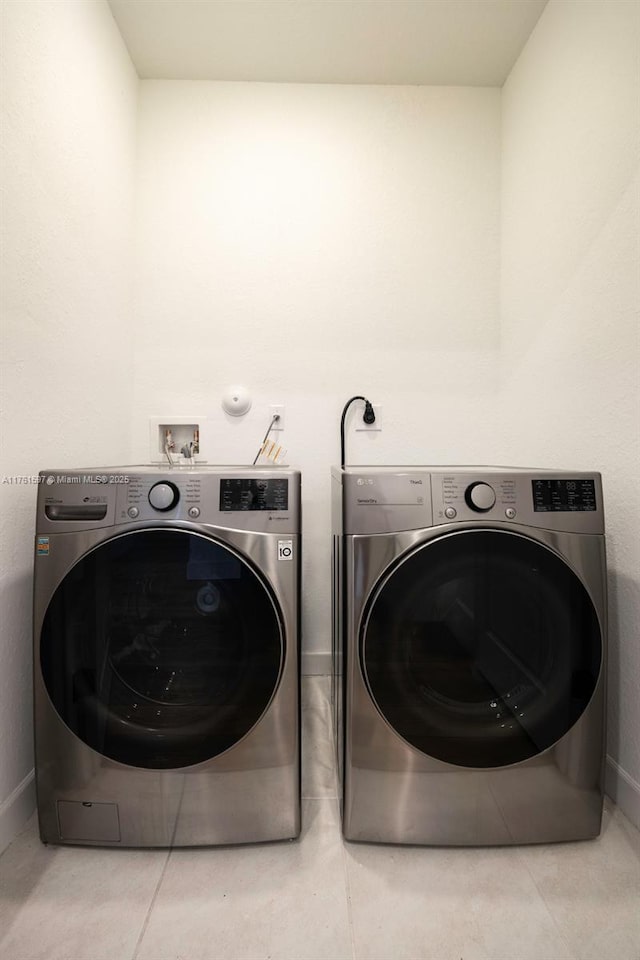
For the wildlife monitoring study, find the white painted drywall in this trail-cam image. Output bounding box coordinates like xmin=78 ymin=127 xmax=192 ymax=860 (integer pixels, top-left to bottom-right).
xmin=131 ymin=81 xmax=502 ymax=666
xmin=501 ymin=0 xmax=640 ymax=819
xmin=0 ymin=0 xmax=138 ymax=851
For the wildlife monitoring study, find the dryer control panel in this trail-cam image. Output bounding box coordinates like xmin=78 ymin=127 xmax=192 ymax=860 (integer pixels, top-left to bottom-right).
xmin=339 ymin=471 xmax=433 ymax=535
xmin=336 ymin=467 xmax=604 ymax=536
xmin=531 ymin=478 xmax=597 ymax=513
xmin=430 ymin=471 xmax=603 ymax=534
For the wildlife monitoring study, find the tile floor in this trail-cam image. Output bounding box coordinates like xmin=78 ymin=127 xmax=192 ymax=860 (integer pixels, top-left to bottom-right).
xmin=1 ymin=677 xmax=639 ymax=960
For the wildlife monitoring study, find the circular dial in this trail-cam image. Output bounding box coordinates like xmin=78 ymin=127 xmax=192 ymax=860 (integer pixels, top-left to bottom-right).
xmin=465 ymin=481 xmax=496 ymax=512
xmin=148 ymin=481 xmax=180 ymax=512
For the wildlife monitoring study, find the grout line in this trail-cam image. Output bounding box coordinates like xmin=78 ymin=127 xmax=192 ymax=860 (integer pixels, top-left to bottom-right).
xmin=306 ymin=676 xmax=356 ymax=958
xmin=485 ymin=770 xmax=578 ymax=958
xmin=131 ymin=848 xmax=173 ymax=960
xmin=337 ymin=803 xmax=358 ymax=960
xmin=318 ymin=682 xmax=358 ymax=960
xmin=514 ymin=846 xmax=580 ymax=960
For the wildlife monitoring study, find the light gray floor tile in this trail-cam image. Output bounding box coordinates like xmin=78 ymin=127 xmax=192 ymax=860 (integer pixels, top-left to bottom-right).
xmin=302 ymin=676 xmax=337 ymax=800
xmin=2 ymin=677 xmax=639 ymax=960
xmin=135 ymin=799 xmax=352 ymax=960
xmin=0 ymin=815 xmax=168 ymax=960
xmin=344 ymin=838 xmax=577 ymax=960
xmin=519 ymin=800 xmax=640 ymax=960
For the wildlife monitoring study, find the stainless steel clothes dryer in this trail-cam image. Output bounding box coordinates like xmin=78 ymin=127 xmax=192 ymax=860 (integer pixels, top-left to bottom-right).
xmin=331 ymin=466 xmax=606 ymax=845
xmin=34 ymin=466 xmax=301 ymax=847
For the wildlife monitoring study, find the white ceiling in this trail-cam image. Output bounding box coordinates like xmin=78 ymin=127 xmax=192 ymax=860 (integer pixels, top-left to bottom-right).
xmin=108 ymin=0 xmax=548 ymax=86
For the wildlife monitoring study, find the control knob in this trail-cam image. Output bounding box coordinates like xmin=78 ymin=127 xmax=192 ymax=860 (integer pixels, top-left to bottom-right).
xmin=465 ymin=481 xmax=496 ymax=513
xmin=148 ymin=481 xmax=180 ymax=512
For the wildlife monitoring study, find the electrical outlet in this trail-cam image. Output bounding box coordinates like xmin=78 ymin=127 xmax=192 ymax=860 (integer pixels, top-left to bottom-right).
xmin=355 ymin=403 xmax=382 ymax=432
xmin=270 ymin=404 xmax=285 ymax=431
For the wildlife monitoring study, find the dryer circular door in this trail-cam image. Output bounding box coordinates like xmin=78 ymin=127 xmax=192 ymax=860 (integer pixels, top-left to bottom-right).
xmin=361 ymin=529 xmax=602 ymax=768
xmin=40 ymin=529 xmax=283 ymax=769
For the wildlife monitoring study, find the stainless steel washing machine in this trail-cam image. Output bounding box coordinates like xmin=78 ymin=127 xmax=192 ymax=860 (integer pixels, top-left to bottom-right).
xmin=332 ymin=466 xmax=606 ymax=845
xmin=34 ymin=466 xmax=300 ymax=847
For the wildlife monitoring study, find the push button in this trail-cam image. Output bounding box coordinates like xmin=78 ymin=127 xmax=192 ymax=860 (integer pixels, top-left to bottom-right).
xmin=505 ymin=507 xmax=517 ymax=519
xmin=188 ymin=506 xmax=201 ymax=519
xmin=444 ymin=507 xmax=457 ymax=519
xmin=127 ymin=506 xmax=139 ymax=519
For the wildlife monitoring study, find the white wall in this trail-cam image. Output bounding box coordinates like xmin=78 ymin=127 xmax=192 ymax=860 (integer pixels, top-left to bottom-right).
xmin=132 ymin=81 xmax=502 ymax=666
xmin=501 ymin=0 xmax=640 ymax=823
xmin=0 ymin=0 xmax=138 ymax=851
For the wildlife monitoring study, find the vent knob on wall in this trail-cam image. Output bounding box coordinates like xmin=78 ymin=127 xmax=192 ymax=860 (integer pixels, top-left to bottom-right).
xmin=222 ymin=386 xmax=252 ymax=417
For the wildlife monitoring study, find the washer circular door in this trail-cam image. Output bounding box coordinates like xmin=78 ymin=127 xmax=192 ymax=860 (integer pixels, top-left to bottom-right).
xmin=361 ymin=529 xmax=602 ymax=768
xmin=40 ymin=529 xmax=283 ymax=769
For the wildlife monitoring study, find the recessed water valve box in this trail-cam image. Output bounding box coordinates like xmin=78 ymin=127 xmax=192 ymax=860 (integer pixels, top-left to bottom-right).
xmin=149 ymin=417 xmax=206 ymax=463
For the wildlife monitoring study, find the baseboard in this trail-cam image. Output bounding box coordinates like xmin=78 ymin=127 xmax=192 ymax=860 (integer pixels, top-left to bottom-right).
xmin=301 ymin=651 xmax=332 ymax=676
xmin=605 ymin=755 xmax=640 ymax=830
xmin=0 ymin=769 xmax=36 ymax=856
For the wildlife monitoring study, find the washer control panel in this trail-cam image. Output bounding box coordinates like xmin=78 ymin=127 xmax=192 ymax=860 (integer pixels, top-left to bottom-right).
xmin=36 ymin=468 xmax=301 ymax=534
xmin=122 ymin=474 xmax=201 ymax=521
xmin=219 ymin=477 xmax=288 ymax=512
xmin=115 ymin=469 xmax=299 ymax=532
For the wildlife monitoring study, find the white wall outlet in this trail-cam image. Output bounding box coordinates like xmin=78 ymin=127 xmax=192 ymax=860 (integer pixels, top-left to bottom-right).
xmin=270 ymin=404 xmax=285 ymax=431
xmin=355 ymin=402 xmax=382 ymax=432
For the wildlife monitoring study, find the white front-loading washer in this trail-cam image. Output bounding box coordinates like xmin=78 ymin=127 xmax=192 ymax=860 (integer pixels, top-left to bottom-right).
xmin=332 ymin=466 xmax=606 ymax=845
xmin=34 ymin=466 xmax=300 ymax=846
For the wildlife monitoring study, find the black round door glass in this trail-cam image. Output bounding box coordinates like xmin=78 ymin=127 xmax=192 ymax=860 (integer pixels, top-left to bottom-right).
xmin=362 ymin=531 xmax=602 ymax=768
xmin=41 ymin=530 xmax=283 ymax=769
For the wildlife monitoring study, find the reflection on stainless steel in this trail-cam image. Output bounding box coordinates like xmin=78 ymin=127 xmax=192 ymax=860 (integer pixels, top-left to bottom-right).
xmin=332 ymin=465 xmax=607 ymax=846
xmin=196 ymin=581 xmax=220 ymax=614
xmin=33 ymin=466 xmax=301 ymax=848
